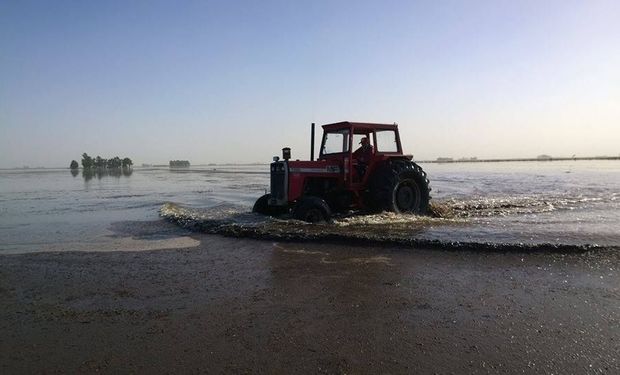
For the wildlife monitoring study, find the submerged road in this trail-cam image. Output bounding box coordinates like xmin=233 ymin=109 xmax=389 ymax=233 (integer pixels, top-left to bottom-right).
xmin=1 ymin=220 xmax=618 ymax=374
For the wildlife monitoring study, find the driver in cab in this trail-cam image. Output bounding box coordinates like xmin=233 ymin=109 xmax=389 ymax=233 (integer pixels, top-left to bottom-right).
xmin=353 ymin=136 xmax=373 ymax=178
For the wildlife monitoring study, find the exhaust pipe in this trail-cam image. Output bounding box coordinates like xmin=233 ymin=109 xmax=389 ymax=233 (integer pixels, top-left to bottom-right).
xmin=310 ymin=122 xmax=315 ymax=161
xmin=282 ymin=147 xmax=291 ymax=160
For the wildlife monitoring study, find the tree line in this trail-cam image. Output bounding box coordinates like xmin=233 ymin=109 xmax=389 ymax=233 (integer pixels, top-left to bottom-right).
xmin=169 ymin=160 xmax=190 ymax=168
xmin=70 ymin=153 xmax=133 ymax=170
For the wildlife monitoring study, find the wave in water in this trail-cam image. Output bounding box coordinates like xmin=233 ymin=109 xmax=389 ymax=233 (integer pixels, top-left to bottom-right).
xmin=159 ymin=202 xmax=611 ymax=253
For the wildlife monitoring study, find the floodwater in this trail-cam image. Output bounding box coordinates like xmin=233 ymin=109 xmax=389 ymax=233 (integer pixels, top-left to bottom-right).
xmin=1 ymin=161 xmax=619 ymax=254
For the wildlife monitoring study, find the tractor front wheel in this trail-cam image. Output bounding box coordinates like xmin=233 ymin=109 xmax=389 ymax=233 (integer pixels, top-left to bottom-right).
xmin=294 ymin=196 xmax=332 ymax=223
xmin=253 ymin=194 xmax=287 ymax=216
xmin=252 ymin=194 xmax=271 ymax=215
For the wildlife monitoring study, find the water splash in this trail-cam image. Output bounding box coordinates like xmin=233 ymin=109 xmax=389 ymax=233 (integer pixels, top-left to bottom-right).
xmin=160 ymin=202 xmax=607 ymax=253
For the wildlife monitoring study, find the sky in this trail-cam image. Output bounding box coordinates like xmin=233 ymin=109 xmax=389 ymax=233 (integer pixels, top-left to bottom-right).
xmin=1 ymin=0 xmax=619 ymax=167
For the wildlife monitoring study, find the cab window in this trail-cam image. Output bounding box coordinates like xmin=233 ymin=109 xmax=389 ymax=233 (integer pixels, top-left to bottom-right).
xmin=375 ymin=130 xmax=398 ymax=152
xmin=322 ymin=130 xmax=350 ymax=155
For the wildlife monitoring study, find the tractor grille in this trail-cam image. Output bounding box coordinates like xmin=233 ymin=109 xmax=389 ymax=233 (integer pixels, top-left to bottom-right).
xmin=270 ymin=162 xmax=286 ymax=201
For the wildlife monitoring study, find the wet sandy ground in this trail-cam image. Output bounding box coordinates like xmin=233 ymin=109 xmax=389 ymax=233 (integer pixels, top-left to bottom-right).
xmin=1 ymin=220 xmax=618 ymax=374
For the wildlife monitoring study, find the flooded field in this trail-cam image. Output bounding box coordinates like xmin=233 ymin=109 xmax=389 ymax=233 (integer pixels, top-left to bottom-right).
xmin=1 ymin=160 xmax=619 ymax=253
xmin=2 ymin=161 xmax=619 ymax=374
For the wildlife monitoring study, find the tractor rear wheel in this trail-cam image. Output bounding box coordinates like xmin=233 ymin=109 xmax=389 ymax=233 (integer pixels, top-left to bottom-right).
xmin=294 ymin=196 xmax=331 ymax=223
xmin=368 ymin=160 xmax=431 ymax=214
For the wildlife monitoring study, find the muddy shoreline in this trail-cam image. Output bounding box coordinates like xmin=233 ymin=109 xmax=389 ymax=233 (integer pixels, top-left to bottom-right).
xmin=1 ymin=220 xmax=618 ymax=373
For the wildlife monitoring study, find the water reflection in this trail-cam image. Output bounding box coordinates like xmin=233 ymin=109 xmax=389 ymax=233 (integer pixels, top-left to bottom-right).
xmin=70 ymin=169 xmax=79 ymax=177
xmin=82 ymin=168 xmax=133 ymax=181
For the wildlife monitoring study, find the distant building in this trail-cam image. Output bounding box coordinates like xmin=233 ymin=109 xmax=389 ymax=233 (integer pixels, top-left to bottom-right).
xmin=436 ymin=157 xmax=453 ymax=162
xmin=537 ymin=154 xmax=552 ymax=161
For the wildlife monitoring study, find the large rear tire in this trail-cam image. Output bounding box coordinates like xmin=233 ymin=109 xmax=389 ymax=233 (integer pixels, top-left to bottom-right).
xmin=294 ymin=196 xmax=332 ymax=223
xmin=368 ymin=160 xmax=431 ymax=214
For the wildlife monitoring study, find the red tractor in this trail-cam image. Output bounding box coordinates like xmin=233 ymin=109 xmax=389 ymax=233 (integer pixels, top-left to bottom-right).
xmin=253 ymin=121 xmax=431 ymax=222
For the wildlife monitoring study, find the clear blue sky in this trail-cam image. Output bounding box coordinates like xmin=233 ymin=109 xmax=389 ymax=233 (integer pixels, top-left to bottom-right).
xmin=1 ymin=0 xmax=619 ymax=167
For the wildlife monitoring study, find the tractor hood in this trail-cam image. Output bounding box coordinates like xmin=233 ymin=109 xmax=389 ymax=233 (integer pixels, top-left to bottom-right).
xmin=287 ymin=160 xmax=341 ymax=175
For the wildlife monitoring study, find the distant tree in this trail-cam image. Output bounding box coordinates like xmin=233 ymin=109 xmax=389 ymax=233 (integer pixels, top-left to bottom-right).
xmin=79 ymin=153 xmax=133 ymax=175
xmin=94 ymin=156 xmax=107 ymax=169
xmin=81 ymin=153 xmax=93 ymax=169
xmin=107 ymin=156 xmax=122 ymax=169
xmin=170 ymin=160 xmax=190 ymax=168
xmin=122 ymin=157 xmax=133 ymax=169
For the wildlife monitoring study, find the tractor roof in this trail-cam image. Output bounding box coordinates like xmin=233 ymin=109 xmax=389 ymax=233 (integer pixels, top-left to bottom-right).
xmin=321 ymin=121 xmax=398 ymax=132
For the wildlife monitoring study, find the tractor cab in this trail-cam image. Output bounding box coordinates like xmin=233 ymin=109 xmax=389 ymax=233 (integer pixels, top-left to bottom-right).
xmin=319 ymin=122 xmax=406 ymax=186
xmin=253 ymin=121 xmax=430 ymax=222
